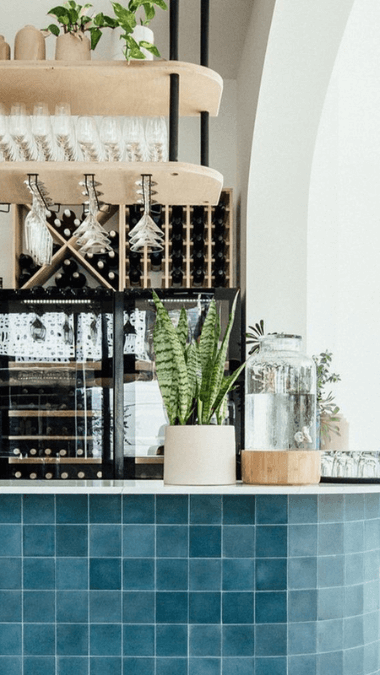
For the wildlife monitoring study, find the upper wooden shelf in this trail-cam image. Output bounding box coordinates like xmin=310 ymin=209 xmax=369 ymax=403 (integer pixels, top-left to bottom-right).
xmin=0 ymin=60 xmax=223 ymax=117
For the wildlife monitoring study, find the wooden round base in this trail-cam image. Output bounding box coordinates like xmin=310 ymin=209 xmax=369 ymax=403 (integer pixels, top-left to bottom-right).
xmin=241 ymin=450 xmax=321 ymax=485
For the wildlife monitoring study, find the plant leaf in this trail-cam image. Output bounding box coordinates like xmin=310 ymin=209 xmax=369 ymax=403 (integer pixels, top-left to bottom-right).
xmin=176 ymin=307 xmax=188 ymax=352
xmin=139 ymin=41 xmax=160 ymax=57
xmin=198 ymin=299 xmax=218 ymax=402
xmin=90 ymin=26 xmax=102 ymax=49
xmin=153 ymin=313 xmax=177 ymax=425
xmin=47 ymin=23 xmax=60 ymax=36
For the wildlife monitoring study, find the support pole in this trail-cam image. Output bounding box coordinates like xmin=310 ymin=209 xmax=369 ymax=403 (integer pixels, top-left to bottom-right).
xmin=113 ymin=291 xmax=124 ymax=478
xmin=169 ymin=73 xmax=179 ymax=162
xmin=200 ymin=0 xmax=210 ymax=166
xmin=170 ymin=0 xmax=179 ymax=61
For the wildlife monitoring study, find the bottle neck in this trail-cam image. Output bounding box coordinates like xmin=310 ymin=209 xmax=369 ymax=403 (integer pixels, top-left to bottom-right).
xmin=260 ymin=334 xmax=302 ymax=353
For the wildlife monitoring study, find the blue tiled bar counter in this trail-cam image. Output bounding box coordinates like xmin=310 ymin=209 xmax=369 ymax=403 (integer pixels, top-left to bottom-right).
xmin=0 ymin=483 xmax=379 ymax=675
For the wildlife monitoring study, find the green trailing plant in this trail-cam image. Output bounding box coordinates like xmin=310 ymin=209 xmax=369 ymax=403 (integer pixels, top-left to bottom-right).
xmin=111 ymin=0 xmax=167 ymax=61
xmin=246 ymin=319 xmax=265 ymax=354
xmin=313 ymin=350 xmax=341 ymax=442
xmin=152 ymin=291 xmax=246 ymax=426
xmin=43 ymin=1 xmax=116 ymax=50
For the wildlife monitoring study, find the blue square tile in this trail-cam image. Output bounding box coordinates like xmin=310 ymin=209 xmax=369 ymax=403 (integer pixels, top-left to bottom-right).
xmin=90 ymin=657 xmax=122 ymax=675
xmin=255 ymin=592 xmax=286 ymax=623
xmin=156 ymin=658 xmax=187 ymax=675
xmin=364 ymin=611 xmax=378 ymax=643
xmin=56 ymin=558 xmax=88 ymax=590
xmin=318 ymin=495 xmax=344 ymax=522
xmin=318 ymin=523 xmax=344 ymax=555
xmin=344 ymin=615 xmax=364 ymax=648
xmin=0 ymin=496 xmax=21 ymax=523
xmin=156 ymin=624 xmax=188 ymax=656
xmin=56 ymin=495 xmax=88 ymax=523
xmin=364 ymin=579 xmax=379 ymax=611
xmin=23 ymin=525 xmax=54 ymax=557
xmin=123 ymin=559 xmax=154 ymax=590
xmin=255 ymin=657 xmax=287 ymax=675
xmin=0 ymin=525 xmax=21 ymax=556
xmin=190 ymin=592 xmax=221 ymax=623
xmin=189 ymin=559 xmax=221 ymax=590
xmin=317 ymin=586 xmax=344 ymax=620
xmin=156 ymin=495 xmax=188 ymax=524
xmin=190 ymin=526 xmax=221 ymax=557
xmin=255 ymin=624 xmax=286 ymax=657
xmin=156 ymin=592 xmax=188 ymax=623
xmin=256 ymin=496 xmax=287 ymax=524
xmin=317 ymin=650 xmax=343 ymax=675
xmin=90 ymin=591 xmax=121 ymax=623
xmin=23 ymin=591 xmax=55 ymax=623
xmin=256 ymin=526 xmax=286 ymax=558
xmin=364 ymin=493 xmax=379 ymax=519
xmin=157 ymin=526 xmax=188 ymax=558
xmin=90 ymin=495 xmax=121 ymax=523
xmin=57 ymin=591 xmax=88 ymax=623
xmin=122 ymin=624 xmax=154 ymax=656
xmin=344 ymin=583 xmax=363 ymax=617
xmin=0 ymin=558 xmax=21 ymax=589
xmin=344 ymin=494 xmax=364 ymax=521
xmin=57 ymin=657 xmax=88 ymax=675
xmin=222 ymin=592 xmax=254 ymax=624
xmin=288 ymin=557 xmax=317 ymax=589
xmin=57 ymin=624 xmax=88 ymax=656
xmin=317 ymin=618 xmax=343 ymax=652
xmin=289 ymin=590 xmax=317 ymax=622
xmin=289 ymin=525 xmax=317 ymax=557
xmin=317 ymin=555 xmax=344 ymax=587
xmin=90 ymin=559 xmax=121 ymax=590
xmin=222 ymin=625 xmax=255 ymax=656
xmin=288 ymin=655 xmax=316 ymax=675
xmin=343 ymin=646 xmax=363 ymax=675
xmin=90 ymin=525 xmax=121 ymax=557
xmin=23 ymin=495 xmax=54 ymax=524
xmin=56 ymin=525 xmax=88 ymax=557
xmin=364 ymin=518 xmax=380 ymax=550
xmin=189 ymin=625 xmax=221 ymax=656
xmin=123 ymin=495 xmax=155 ymax=524
xmin=190 ymin=496 xmax=222 ymax=524
xmin=289 ymin=496 xmax=318 ymax=523
xmin=223 ymin=496 xmax=255 ymax=524
xmin=123 ymin=525 xmax=154 ymax=557
xmin=0 ymin=591 xmax=21 ymax=621
xmin=157 ymin=559 xmax=188 ymax=590
xmin=23 ymin=558 xmax=55 ymax=590
xmin=122 ymin=657 xmax=154 ymax=675
xmin=288 ymin=622 xmax=316 ymax=654
xmin=24 ymin=657 xmax=55 ymax=675
xmin=364 ymin=641 xmax=378 ymax=673
xmin=345 ymin=553 xmax=363 ymax=586
xmin=123 ymin=592 xmax=155 ymax=623
xmin=344 ymin=521 xmax=364 ymax=553
xmin=24 ymin=624 xmax=55 ymax=655
xmin=0 ymin=657 xmax=21 ymax=675
xmin=223 ymin=559 xmax=255 ymax=590
xmin=364 ymin=549 xmax=379 ymax=581
xmin=189 ymin=657 xmax=220 ymax=675
xmin=256 ymin=559 xmax=286 ymax=591
xmin=223 ymin=526 xmax=255 ymax=558
xmin=90 ymin=624 xmax=122 ymax=656
xmin=0 ymin=624 xmax=22 ymax=655
xmin=223 ymin=658 xmax=256 ymax=675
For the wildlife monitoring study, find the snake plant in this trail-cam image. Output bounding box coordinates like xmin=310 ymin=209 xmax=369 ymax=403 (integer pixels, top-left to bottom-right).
xmin=152 ymin=291 xmax=245 ymax=426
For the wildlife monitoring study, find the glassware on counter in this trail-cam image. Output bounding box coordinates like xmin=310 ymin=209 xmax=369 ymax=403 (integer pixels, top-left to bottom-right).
xmin=9 ymin=103 xmax=38 ymax=161
xmin=54 ymin=103 xmax=79 ymax=161
xmin=99 ymin=116 xmax=122 ymax=161
xmin=32 ymin=102 xmax=58 ymax=162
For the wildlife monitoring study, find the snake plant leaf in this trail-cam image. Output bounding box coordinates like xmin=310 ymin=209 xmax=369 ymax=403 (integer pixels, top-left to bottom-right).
xmin=153 ymin=313 xmax=177 ymax=425
xmin=199 ymin=299 xmax=218 ymax=404
xmin=211 ymin=362 xmax=246 ymax=425
xmin=184 ymin=341 xmax=200 ymax=420
xmin=176 ymin=307 xmax=188 ymax=352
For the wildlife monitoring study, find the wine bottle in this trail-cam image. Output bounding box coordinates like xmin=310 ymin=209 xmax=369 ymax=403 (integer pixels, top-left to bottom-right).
xmin=63 ymin=258 xmax=78 ymax=274
xmin=19 ymin=253 xmax=34 ymax=269
xmin=213 ymin=268 xmax=226 ymax=287
xmin=212 ymin=203 xmax=226 ymax=226
xmin=192 ymin=251 xmax=205 ymax=266
xmin=129 ymin=267 xmax=141 ymax=286
xmin=213 ymin=237 xmax=225 ymax=254
xmin=171 ymin=233 xmax=183 ymax=248
xmin=96 ymin=259 xmax=109 ymax=275
xmin=55 ymin=272 xmax=69 ymax=289
xmin=19 ymin=271 xmax=32 ymax=287
xmin=62 ymin=209 xmax=80 ymax=232
xmin=192 ymin=268 xmax=205 ymax=286
xmin=28 ymin=263 xmax=41 ymax=277
xmin=171 ymin=251 xmax=183 ymax=267
xmin=107 ymin=250 xmax=119 ymax=268
xmin=71 ymin=272 xmax=87 ymax=288
xmin=108 ymin=230 xmax=119 ymax=247
xmin=213 ymin=251 xmax=226 ymax=268
xmin=107 ymin=271 xmax=119 ymax=289
xmin=129 ymin=251 xmax=142 ymax=267
xmin=52 ymin=243 xmax=61 ymax=256
xmin=192 ymin=234 xmax=205 ymax=252
xmin=171 ymin=205 xmax=183 ymax=227
xmin=171 ymin=268 xmax=183 ymax=287
xmin=150 ymin=250 xmax=163 ymax=271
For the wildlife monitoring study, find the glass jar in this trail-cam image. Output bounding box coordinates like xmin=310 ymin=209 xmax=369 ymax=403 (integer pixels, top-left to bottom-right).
xmin=245 ymin=334 xmax=317 ymax=450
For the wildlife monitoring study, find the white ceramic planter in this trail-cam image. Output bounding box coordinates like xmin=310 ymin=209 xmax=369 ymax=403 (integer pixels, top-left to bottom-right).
xmin=110 ymin=25 xmax=154 ymax=61
xmin=164 ymin=425 xmax=236 ymax=486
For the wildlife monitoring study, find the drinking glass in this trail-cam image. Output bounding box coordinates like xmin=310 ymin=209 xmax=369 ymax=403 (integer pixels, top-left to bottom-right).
xmin=145 ymin=117 xmax=168 ymax=162
xmin=9 ymin=103 xmax=38 ymax=161
xmin=77 ymin=116 xmax=103 ymax=161
xmin=128 ymin=175 xmax=164 ymax=251
xmin=24 ymin=191 xmax=53 ymax=265
xmin=54 ymin=102 xmax=79 ymax=161
xmin=0 ymin=104 xmax=18 ymax=161
xmin=32 ymin=102 xmax=58 ymax=161
xmin=100 ymin=116 xmax=122 ymax=161
xmin=123 ymin=116 xmax=146 ymax=162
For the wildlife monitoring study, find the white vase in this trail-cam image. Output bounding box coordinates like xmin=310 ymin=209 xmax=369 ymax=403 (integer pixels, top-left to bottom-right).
xmin=110 ymin=25 xmax=154 ymax=61
xmin=164 ymin=425 xmax=236 ymax=486
xmin=132 ymin=25 xmax=154 ymax=60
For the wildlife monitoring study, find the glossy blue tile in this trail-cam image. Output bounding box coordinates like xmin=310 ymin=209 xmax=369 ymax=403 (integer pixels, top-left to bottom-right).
xmin=57 ymin=657 xmax=88 ymax=675
xmin=90 ymin=495 xmax=121 ymax=523
xmin=364 ymin=579 xmax=379 ymax=611
xmin=289 ymin=525 xmax=317 ymax=557
xmin=23 ymin=495 xmax=54 ymax=524
xmin=156 ymin=591 xmax=188 ymax=623
xmin=156 ymin=495 xmax=188 ymax=523
xmin=0 ymin=624 xmax=22 ymax=655
xmin=256 ymin=526 xmax=286 ymax=558
xmin=190 ymin=496 xmax=221 ymax=523
xmin=23 ymin=657 xmax=55 ymax=675
xmin=288 ymin=622 xmax=316 ymax=654
xmin=90 ymin=591 xmax=121 ymax=623
xmin=344 ymin=521 xmax=364 ymax=554
xmin=255 ymin=657 xmax=287 ymax=675
xmin=156 ymin=624 xmax=188 ymax=656
xmin=256 ymin=495 xmax=287 ymax=524
xmin=23 ymin=525 xmax=54 ymax=557
xmin=364 ymin=518 xmax=380 ymax=550
xmin=0 ymin=657 xmax=21 ymax=675
xmin=157 ymin=558 xmax=188 ymax=590
xmin=364 ymin=641 xmax=378 ymax=673
xmin=255 ymin=559 xmax=286 ymax=591
xmin=317 ymin=555 xmax=344 ymax=587
xmin=289 ymin=496 xmax=318 ymax=523
xmin=344 ymin=615 xmax=364 ymax=648
xmin=317 ymin=586 xmax=344 ymax=620
xmin=23 ymin=591 xmax=55 ymax=623
xmin=122 ymin=657 xmax=154 ymax=675
xmin=364 ymin=549 xmax=379 ymax=581
xmin=189 ymin=657 xmax=220 ymax=675
xmin=189 ymin=624 xmax=221 ymax=656
xmin=24 ymin=624 xmax=55 ymax=655
xmin=123 ymin=525 xmax=154 ymax=557
xmin=255 ymin=592 xmax=286 ymax=624
xmin=123 ymin=495 xmax=155 ymax=524
xmin=0 ymin=590 xmax=21 ymax=621
xmin=364 ymin=611 xmax=378 ymax=643
xmin=123 ymin=591 xmax=155 ymax=623
xmin=56 ymin=558 xmax=88 ymax=590
xmin=190 ymin=592 xmax=221 ymax=623
xmin=57 ymin=590 xmax=88 ymax=623
xmin=0 ymin=495 xmax=21 ymax=523
xmin=317 ymin=650 xmax=343 ymax=675
xmin=222 ymin=592 xmax=254 ymax=624
xmin=90 ymin=657 xmax=122 ymax=675
xmin=223 ymin=526 xmax=255 ymax=558
xmin=190 ymin=525 xmax=221 ymax=557
xmin=56 ymin=495 xmax=88 ymax=523
xmin=364 ymin=493 xmax=379 ymax=519
xmin=318 ymin=495 xmax=344 ymax=522
xmin=57 ymin=624 xmax=88 ymax=656
xmin=317 ymin=618 xmax=343 ymax=652
xmin=56 ymin=525 xmax=88 ymax=557
xmin=90 ymin=525 xmax=121 ymax=557
xmin=343 ymin=646 xmax=364 ymax=675
xmin=289 ymin=590 xmax=317 ymax=622
xmin=23 ymin=558 xmax=55 ymax=590
xmin=318 ymin=523 xmax=344 ymax=555
xmin=344 ymin=583 xmax=363 ymax=616
xmin=156 ymin=526 xmax=188 ymax=558
xmin=288 ymin=655 xmax=316 ymax=675
xmin=0 ymin=525 xmax=21 ymax=556
xmin=344 ymin=494 xmax=364 ymax=521
xmin=122 ymin=625 xmax=154 ymax=656
xmin=255 ymin=624 xmax=286 ymax=657
xmin=90 ymin=624 xmax=122 ymax=656
xmin=0 ymin=558 xmax=21 ymax=589
xmin=189 ymin=559 xmax=221 ymax=590
xmin=223 ymin=558 xmax=255 ymax=591
xmin=288 ymin=557 xmax=317 ymax=589
xmin=123 ymin=559 xmax=154 ymax=590
xmin=222 ymin=625 xmax=255 ymax=656
xmin=223 ymin=495 xmax=255 ymax=524
xmin=90 ymin=558 xmax=121 ymax=590
xmin=156 ymin=658 xmax=187 ymax=675
xmin=345 ymin=553 xmax=363 ymax=586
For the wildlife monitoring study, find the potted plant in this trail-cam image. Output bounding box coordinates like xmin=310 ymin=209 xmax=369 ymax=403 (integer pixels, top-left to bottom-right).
xmin=152 ymin=290 xmax=245 ymax=485
xmin=43 ymin=2 xmax=116 ymax=59
xmin=313 ymin=350 xmax=346 ymax=449
xmin=110 ymin=0 xmax=167 ymax=61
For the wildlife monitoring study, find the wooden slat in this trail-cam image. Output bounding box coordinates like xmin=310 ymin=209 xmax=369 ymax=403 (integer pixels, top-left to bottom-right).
xmin=9 ymin=457 xmax=102 ymax=464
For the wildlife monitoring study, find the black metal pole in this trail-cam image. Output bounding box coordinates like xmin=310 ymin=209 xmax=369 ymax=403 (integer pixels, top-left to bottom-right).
xmin=170 ymin=0 xmax=179 ymax=61
xmin=201 ymin=111 xmax=209 ymax=167
xmin=169 ymin=73 xmax=179 ymax=162
xmin=200 ymin=0 xmax=210 ymax=67
xmin=113 ymin=291 xmax=124 ymax=478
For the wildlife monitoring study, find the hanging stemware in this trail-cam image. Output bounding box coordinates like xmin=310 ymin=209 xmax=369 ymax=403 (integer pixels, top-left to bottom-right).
xmin=128 ymin=175 xmax=164 ymax=252
xmin=74 ymin=176 xmax=112 ymax=255
xmin=24 ymin=175 xmax=54 ymax=266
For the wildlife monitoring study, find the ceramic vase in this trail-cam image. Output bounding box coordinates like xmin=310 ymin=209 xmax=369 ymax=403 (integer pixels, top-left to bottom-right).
xmin=14 ymin=25 xmax=45 ymax=60
xmin=0 ymin=36 xmax=10 ymax=60
xmin=55 ymin=32 xmax=91 ymax=61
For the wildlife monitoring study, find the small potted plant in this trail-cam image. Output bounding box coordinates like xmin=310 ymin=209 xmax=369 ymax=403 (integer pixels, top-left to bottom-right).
xmin=110 ymin=0 xmax=167 ymax=61
xmin=152 ymin=291 xmax=245 ymax=485
xmin=313 ymin=350 xmax=344 ymax=448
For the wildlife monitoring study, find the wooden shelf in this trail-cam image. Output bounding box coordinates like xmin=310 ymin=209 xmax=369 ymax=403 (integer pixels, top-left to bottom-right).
xmin=9 ymin=457 xmax=101 ymax=464
xmin=0 ymin=60 xmax=222 ymax=117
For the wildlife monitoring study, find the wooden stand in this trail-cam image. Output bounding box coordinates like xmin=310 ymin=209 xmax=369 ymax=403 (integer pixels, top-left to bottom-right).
xmin=241 ymin=450 xmax=321 ymax=485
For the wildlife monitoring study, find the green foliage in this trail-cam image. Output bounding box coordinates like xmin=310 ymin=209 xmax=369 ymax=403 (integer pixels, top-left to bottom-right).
xmin=152 ymin=291 xmax=245 ymax=426
xmin=43 ymin=2 xmax=117 ymax=49
xmin=246 ymin=319 xmax=265 ymax=354
xmin=313 ymin=350 xmax=341 ymax=442
xmin=111 ymin=0 xmax=167 ymax=61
